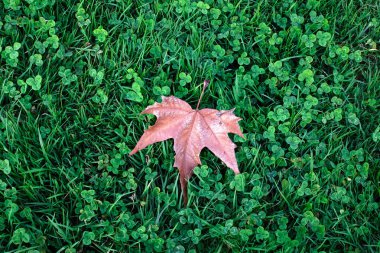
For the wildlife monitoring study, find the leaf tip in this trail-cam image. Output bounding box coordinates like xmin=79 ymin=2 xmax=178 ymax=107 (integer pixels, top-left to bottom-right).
xmin=129 ymin=147 xmax=139 ymax=156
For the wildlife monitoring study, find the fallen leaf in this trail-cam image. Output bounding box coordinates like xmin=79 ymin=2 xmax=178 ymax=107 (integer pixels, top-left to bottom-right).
xmin=130 ymin=92 xmax=243 ymax=205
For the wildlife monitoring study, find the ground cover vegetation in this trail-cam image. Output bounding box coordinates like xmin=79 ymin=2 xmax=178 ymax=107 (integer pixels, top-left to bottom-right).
xmin=0 ymin=0 xmax=379 ymax=252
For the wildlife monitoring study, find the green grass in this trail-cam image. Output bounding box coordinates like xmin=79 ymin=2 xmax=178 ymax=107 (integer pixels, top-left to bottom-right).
xmin=0 ymin=0 xmax=379 ymax=252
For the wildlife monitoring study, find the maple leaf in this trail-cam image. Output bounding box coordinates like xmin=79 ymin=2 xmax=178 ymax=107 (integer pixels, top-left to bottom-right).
xmin=130 ymin=82 xmax=243 ymax=205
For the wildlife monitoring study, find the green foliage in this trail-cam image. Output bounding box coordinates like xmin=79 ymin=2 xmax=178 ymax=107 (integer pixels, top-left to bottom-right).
xmin=82 ymin=231 xmax=95 ymax=246
xmin=3 ymin=0 xmax=21 ymax=10
xmin=92 ymin=89 xmax=108 ymax=104
xmin=26 ymin=75 xmax=42 ymax=91
xmin=179 ymin=72 xmax=192 ymax=86
xmin=58 ymin=67 xmax=78 ymax=85
xmin=93 ymin=26 xmax=108 ymax=42
xmin=29 ymin=53 xmax=43 ymax=67
xmin=0 ymin=159 xmax=11 ymax=175
xmin=1 ymin=42 xmax=21 ymax=67
xmin=0 ymin=0 xmax=379 ymax=252
xmin=11 ymin=228 xmax=30 ymax=245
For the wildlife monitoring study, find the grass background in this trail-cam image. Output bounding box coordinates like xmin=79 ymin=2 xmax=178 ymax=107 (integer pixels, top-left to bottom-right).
xmin=0 ymin=0 xmax=379 ymax=252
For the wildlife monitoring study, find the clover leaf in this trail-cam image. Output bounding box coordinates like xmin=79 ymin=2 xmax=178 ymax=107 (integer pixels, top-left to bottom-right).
xmin=93 ymin=26 xmax=108 ymax=42
xmin=26 ymin=75 xmax=42 ymax=91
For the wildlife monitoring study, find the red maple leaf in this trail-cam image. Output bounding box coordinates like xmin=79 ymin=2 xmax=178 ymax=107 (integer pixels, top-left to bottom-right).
xmin=130 ymin=82 xmax=243 ymax=205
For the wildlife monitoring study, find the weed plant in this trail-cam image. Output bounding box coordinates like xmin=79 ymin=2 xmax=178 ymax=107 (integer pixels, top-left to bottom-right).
xmin=0 ymin=0 xmax=379 ymax=252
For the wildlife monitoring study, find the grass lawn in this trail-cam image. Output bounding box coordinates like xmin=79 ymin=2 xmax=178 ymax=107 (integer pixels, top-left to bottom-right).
xmin=1 ymin=0 xmax=380 ymax=252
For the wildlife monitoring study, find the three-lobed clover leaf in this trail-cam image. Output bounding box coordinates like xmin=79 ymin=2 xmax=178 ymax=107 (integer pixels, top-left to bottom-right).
xmin=179 ymin=72 xmax=192 ymax=86
xmin=81 ymin=190 xmax=95 ymax=203
xmin=211 ymin=45 xmax=226 ymax=58
xmin=125 ymin=82 xmax=143 ymax=102
xmin=11 ymin=228 xmax=30 ymax=245
xmin=82 ymin=231 xmax=95 ymax=245
xmin=276 ymin=230 xmax=291 ymax=244
xmin=238 ymin=52 xmax=250 ymax=65
xmin=93 ymin=26 xmax=108 ymax=42
xmin=3 ymin=0 xmax=21 ymax=10
xmin=290 ymin=13 xmax=305 ymax=26
xmin=76 ymin=6 xmax=91 ymax=27
xmin=316 ymin=31 xmax=331 ymax=47
xmin=92 ymin=89 xmax=108 ymax=104
xmin=347 ymin=112 xmax=360 ymax=125
xmin=263 ymin=126 xmax=276 ymax=142
xmin=153 ymin=86 xmax=170 ymax=96
xmin=298 ymin=69 xmax=314 ymax=86
xmin=0 ymin=159 xmax=11 ymax=175
xmin=274 ymin=14 xmax=287 ymax=28
xmin=349 ymin=50 xmax=362 ymax=63
xmin=29 ymin=54 xmax=43 ymax=66
xmin=229 ymin=174 xmax=246 ymax=192
xmin=268 ymin=106 xmax=290 ymax=122
xmin=5 ymin=200 xmax=19 ymax=221
xmin=59 ymin=67 xmax=78 ymax=85
xmin=79 ymin=205 xmax=96 ymax=221
xmin=336 ymin=46 xmax=350 ymax=60
xmin=301 ymin=34 xmax=317 ymax=48
xmin=89 ymin=68 xmax=105 ymax=85
xmin=149 ymin=45 xmax=162 ymax=58
xmin=373 ymin=126 xmax=380 ymax=142
xmin=196 ymin=1 xmax=210 ymax=14
xmin=187 ymin=229 xmax=202 ymax=244
xmin=251 ymin=65 xmax=265 ymax=77
xmin=162 ymin=38 xmax=178 ymax=52
xmin=256 ymin=226 xmax=270 ymax=240
xmin=26 ymin=75 xmax=42 ymax=91
xmin=286 ymin=135 xmax=302 ymax=150
xmin=2 ymin=42 xmax=21 ymax=67
xmin=330 ymin=187 xmax=350 ymax=203
xmin=304 ymin=95 xmax=319 ymax=109
xmin=44 ymin=35 xmax=59 ymax=49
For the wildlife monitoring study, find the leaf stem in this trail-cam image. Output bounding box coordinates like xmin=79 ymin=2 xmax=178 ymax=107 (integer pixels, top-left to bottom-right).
xmin=196 ymin=80 xmax=210 ymax=110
